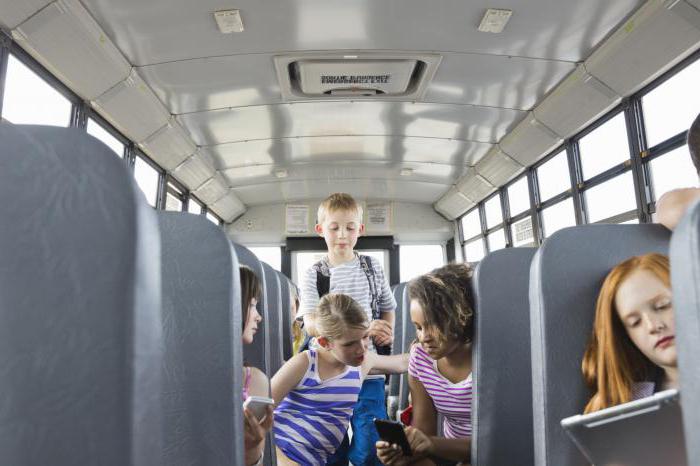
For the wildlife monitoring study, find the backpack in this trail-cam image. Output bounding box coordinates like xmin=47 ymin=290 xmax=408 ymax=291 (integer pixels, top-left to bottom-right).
xmin=299 ymin=254 xmax=391 ymax=355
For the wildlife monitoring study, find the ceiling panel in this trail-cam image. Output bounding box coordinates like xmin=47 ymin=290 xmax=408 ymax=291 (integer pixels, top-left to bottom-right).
xmin=137 ymin=54 xmax=281 ymax=113
xmin=203 ymin=135 xmax=491 ymax=169
xmin=232 ymin=178 xmax=449 ymax=206
xmin=221 ymin=162 xmax=464 ymax=187
xmin=177 ymin=101 xmax=525 ymax=146
xmin=82 ymin=0 xmax=642 ymax=65
xmin=424 ymin=52 xmax=576 ymax=110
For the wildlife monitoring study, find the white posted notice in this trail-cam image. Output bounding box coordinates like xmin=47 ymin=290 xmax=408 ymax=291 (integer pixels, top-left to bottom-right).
xmin=286 ymin=204 xmax=309 ymax=234
xmin=366 ymin=202 xmax=392 ymax=232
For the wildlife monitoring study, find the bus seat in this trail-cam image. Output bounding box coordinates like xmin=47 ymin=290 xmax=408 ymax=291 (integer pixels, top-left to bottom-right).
xmin=529 ymin=224 xmax=670 ymax=466
xmin=158 ymin=212 xmax=244 ymax=466
xmin=399 ymin=284 xmax=415 ymax=412
xmin=473 ymin=248 xmax=536 ymax=466
xmin=670 ymin=199 xmax=700 ymax=465
xmin=277 ymin=272 xmax=294 ymax=361
xmin=231 ymin=242 xmax=276 ymax=466
xmin=388 ymin=282 xmax=406 ymax=419
xmin=0 ymin=124 xmax=162 ymax=465
xmin=232 ymin=243 xmax=271 ymax=378
xmin=262 ymin=262 xmax=284 ymax=375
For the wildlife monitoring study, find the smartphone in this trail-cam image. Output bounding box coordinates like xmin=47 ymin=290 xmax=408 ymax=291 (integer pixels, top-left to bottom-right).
xmin=373 ymin=418 xmax=412 ymax=456
xmin=243 ymin=396 xmax=275 ymax=422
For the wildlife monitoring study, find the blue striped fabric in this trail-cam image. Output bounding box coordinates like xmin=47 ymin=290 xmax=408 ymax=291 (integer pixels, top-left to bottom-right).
xmin=274 ymin=350 xmax=362 ymax=465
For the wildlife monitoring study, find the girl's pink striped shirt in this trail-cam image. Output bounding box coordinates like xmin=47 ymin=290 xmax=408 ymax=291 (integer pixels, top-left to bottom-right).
xmin=408 ymin=345 xmax=472 ymax=438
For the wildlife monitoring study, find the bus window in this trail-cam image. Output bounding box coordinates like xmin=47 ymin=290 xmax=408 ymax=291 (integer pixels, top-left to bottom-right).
xmin=460 ymin=208 xmax=481 ymax=242
xmin=541 ymin=198 xmax=576 ymax=238
xmin=487 ymin=228 xmax=506 ymax=252
xmin=188 ymin=198 xmax=204 ymax=215
xmin=507 ymin=177 xmax=530 ymax=217
xmin=578 ymin=113 xmax=630 ymax=180
xmin=165 ymin=192 xmax=183 ymax=212
xmin=87 ymin=118 xmax=125 ymax=158
xmin=206 ymin=212 xmax=220 ymax=225
xmin=511 ymin=217 xmax=535 ymax=247
xmin=1 ymin=55 xmax=71 ymax=127
xmin=463 ymin=238 xmax=485 ymax=263
xmin=537 ymin=152 xmax=570 ymax=202
xmin=649 ymin=146 xmax=697 ymax=201
xmin=585 ymin=171 xmax=637 ymax=223
xmin=399 ymin=244 xmax=444 ymax=282
xmin=249 ymin=247 xmax=282 ymax=272
xmin=642 ymin=59 xmax=700 ymax=148
xmin=134 ymin=155 xmax=160 ymax=208
xmin=484 ymin=195 xmax=503 ymax=230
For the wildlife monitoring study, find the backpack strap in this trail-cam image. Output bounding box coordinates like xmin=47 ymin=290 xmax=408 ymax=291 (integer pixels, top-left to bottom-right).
xmin=359 ymin=255 xmax=380 ymax=321
xmin=312 ymin=259 xmax=331 ymax=298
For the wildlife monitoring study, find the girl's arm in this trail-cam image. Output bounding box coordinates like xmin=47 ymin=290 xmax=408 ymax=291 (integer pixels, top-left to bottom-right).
xmin=244 ymin=367 xmax=272 ymax=466
xmin=271 ymin=352 xmax=309 ymax=404
xmin=363 ymin=352 xmax=409 ymax=377
xmin=409 ymin=373 xmax=437 ymax=436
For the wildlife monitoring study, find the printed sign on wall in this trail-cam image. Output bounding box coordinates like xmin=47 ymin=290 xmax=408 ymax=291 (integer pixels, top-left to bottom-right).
xmin=366 ymin=202 xmax=392 ymax=232
xmin=286 ymin=204 xmax=309 ymax=234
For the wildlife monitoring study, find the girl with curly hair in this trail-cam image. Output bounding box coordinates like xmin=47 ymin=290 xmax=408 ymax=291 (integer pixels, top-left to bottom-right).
xmin=377 ymin=263 xmax=475 ymax=466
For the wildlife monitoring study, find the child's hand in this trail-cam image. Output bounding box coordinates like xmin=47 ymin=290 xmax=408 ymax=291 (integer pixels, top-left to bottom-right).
xmin=375 ymin=440 xmax=410 ymax=466
xmin=369 ymin=320 xmax=393 ymax=346
xmin=243 ymin=406 xmax=273 ymax=449
xmin=404 ymin=426 xmax=434 ymax=457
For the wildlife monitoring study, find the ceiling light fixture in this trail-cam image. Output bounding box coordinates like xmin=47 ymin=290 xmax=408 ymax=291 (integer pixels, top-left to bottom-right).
xmin=275 ymin=169 xmax=288 ymax=179
xmin=400 ymin=168 xmax=414 ymax=177
xmin=214 ymin=9 xmax=244 ymax=33
xmin=477 ymin=8 xmax=512 ymax=33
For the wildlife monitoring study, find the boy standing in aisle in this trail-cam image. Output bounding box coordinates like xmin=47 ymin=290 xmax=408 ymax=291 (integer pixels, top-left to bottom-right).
xmin=298 ymin=193 xmax=396 ymax=466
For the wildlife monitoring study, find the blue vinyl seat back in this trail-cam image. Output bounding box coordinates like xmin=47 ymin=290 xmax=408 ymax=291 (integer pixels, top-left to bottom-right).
xmin=158 ymin=212 xmax=243 ymax=466
xmin=670 ymin=199 xmax=700 ymax=465
xmin=530 ymin=224 xmax=670 ymax=466
xmin=473 ymin=248 xmax=536 ymax=466
xmin=232 ymin=243 xmax=271 ymax=377
xmin=277 ymin=272 xmax=293 ymax=361
xmin=262 ymin=263 xmax=284 ymax=375
xmin=231 ymin=243 xmax=275 ymax=465
xmin=389 ymin=283 xmax=406 ymax=397
xmin=0 ymin=125 xmax=162 ymax=466
xmin=399 ymin=284 xmax=416 ymax=411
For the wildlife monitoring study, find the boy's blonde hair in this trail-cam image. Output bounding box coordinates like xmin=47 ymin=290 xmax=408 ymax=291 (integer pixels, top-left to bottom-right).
xmin=314 ymin=293 xmax=368 ymax=341
xmin=317 ymin=193 xmax=363 ymax=224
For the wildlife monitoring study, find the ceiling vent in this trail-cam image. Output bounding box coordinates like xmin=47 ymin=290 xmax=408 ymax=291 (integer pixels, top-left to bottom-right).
xmin=274 ymin=51 xmax=441 ymax=101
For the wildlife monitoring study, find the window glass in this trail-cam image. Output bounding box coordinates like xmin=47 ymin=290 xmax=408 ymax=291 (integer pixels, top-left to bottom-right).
xmin=585 ymin=172 xmax=637 ymax=223
xmin=2 ymin=55 xmax=71 ymax=126
xmin=620 ymin=219 xmax=639 ymax=225
xmin=463 ymin=238 xmax=485 ymax=263
xmin=249 ymin=247 xmax=282 ymax=272
xmin=650 ymin=146 xmax=698 ymax=201
xmin=487 ymin=228 xmax=506 ymax=252
xmin=294 ymin=251 xmax=327 ymax=284
xmin=507 ymin=177 xmax=530 ymax=216
xmin=484 ymin=195 xmax=503 ymax=229
xmin=399 ymin=244 xmax=444 ymax=282
xmin=460 ymin=209 xmax=481 ymax=241
xmin=188 ymin=198 xmax=204 ymax=215
xmin=579 ymin=113 xmax=630 ymax=180
xmin=134 ymin=156 xmax=159 ymax=207
xmin=643 ymin=59 xmax=700 ymax=148
xmin=511 ymin=216 xmax=535 ymax=247
xmin=206 ymin=212 xmax=220 ymax=224
xmin=537 ymin=152 xmax=570 ymax=202
xmin=541 ymin=198 xmax=576 ymax=238
xmin=165 ymin=192 xmax=183 ymax=211
xmin=87 ymin=118 xmax=124 ymax=157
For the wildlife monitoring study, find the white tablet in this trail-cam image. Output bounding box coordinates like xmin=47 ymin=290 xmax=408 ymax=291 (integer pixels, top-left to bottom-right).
xmin=561 ymin=389 xmax=686 ymax=466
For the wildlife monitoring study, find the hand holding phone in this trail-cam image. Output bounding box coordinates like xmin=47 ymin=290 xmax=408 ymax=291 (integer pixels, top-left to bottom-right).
xmin=373 ymin=418 xmax=412 ymax=456
xmin=243 ymin=396 xmax=275 ymax=422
